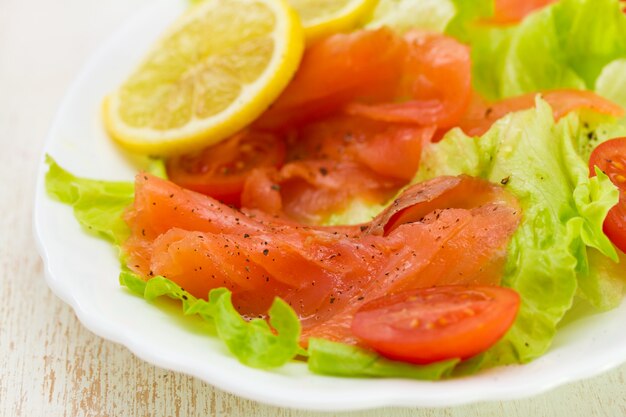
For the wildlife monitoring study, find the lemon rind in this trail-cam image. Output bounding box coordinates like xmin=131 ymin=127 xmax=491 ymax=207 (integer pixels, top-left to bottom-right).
xmin=104 ymin=0 xmax=304 ymax=155
xmin=301 ymin=0 xmax=378 ymax=42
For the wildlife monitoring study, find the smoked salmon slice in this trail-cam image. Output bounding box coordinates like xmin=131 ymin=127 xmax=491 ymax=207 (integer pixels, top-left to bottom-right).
xmin=123 ymin=174 xmax=520 ymax=345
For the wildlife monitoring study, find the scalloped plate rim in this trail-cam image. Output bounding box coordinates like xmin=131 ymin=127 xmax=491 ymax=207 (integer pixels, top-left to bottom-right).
xmin=32 ymin=0 xmax=626 ymax=411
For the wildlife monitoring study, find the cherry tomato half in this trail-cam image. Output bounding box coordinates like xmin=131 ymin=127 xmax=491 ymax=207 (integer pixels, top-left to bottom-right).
xmin=166 ymin=131 xmax=285 ymax=206
xmin=351 ymin=285 xmax=520 ymax=364
xmin=589 ymin=137 xmax=626 ymax=253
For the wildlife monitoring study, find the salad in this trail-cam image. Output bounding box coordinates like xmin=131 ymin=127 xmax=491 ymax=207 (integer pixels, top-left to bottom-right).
xmin=45 ymin=0 xmax=626 ymax=380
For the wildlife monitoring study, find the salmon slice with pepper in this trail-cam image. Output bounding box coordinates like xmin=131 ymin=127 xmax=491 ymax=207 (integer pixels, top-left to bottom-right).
xmin=123 ymin=174 xmax=520 ymax=344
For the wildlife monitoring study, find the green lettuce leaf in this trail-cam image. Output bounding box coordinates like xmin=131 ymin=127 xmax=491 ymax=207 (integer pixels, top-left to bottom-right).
xmin=366 ymin=0 xmax=456 ymax=33
xmin=365 ymin=0 xmax=495 ymax=37
xmin=463 ymin=0 xmax=626 ymax=100
xmin=44 ymin=156 xmax=169 ymax=244
xmin=120 ymin=271 xmax=301 ymax=369
xmin=572 ymin=112 xmax=626 ymax=162
xmin=307 ymin=338 xmax=458 ymax=380
xmin=596 ymin=59 xmax=626 ymax=126
xmin=445 ymin=0 xmax=494 ymax=41
xmin=146 ymin=158 xmax=168 ymax=179
xmin=415 ymin=99 xmax=621 ymax=365
xmin=570 ymin=114 xmax=626 ymax=310
xmin=45 ymin=156 xmax=134 ymax=244
xmin=577 ymin=249 xmax=626 ymax=312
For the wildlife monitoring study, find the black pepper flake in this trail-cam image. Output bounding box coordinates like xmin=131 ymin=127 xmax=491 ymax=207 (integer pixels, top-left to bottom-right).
xmin=357 ymin=296 xmax=364 ymax=301
xmin=500 ymin=176 xmax=510 ymax=185
xmin=359 ymin=225 xmax=368 ymax=232
xmin=485 ymin=107 xmax=493 ymax=117
xmin=329 ymin=297 xmax=335 ymax=304
xmin=263 ymin=249 xmax=269 ymax=256
xmin=182 ymin=295 xmax=188 ymax=300
xmin=319 ymin=167 xmax=329 ymax=176
xmin=169 ymin=193 xmax=174 ymax=198
xmin=243 ymin=233 xmax=250 ymax=238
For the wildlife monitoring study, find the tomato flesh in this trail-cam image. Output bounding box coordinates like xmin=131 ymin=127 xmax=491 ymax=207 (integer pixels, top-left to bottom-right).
xmin=166 ymin=131 xmax=285 ymax=205
xmin=351 ymin=286 xmax=520 ymax=364
xmin=589 ymin=137 xmax=626 ymax=253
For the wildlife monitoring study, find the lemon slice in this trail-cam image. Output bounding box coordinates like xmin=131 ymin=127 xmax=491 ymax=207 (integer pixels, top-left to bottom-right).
xmin=289 ymin=0 xmax=379 ymax=42
xmin=103 ymin=0 xmax=304 ymax=155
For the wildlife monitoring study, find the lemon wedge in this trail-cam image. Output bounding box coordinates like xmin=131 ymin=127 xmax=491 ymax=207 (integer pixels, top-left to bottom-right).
xmin=103 ymin=0 xmax=304 ymax=155
xmin=289 ymin=0 xmax=379 ymax=42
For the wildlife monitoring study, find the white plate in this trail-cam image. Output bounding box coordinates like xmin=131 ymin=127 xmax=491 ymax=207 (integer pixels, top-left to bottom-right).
xmin=33 ymin=0 xmax=626 ymax=410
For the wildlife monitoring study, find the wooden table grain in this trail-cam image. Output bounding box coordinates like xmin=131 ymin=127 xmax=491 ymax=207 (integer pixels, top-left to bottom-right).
xmin=1 ymin=0 xmax=625 ymax=415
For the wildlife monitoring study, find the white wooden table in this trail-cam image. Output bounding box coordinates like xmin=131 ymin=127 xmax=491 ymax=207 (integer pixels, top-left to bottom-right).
xmin=1 ymin=0 xmax=625 ymax=415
